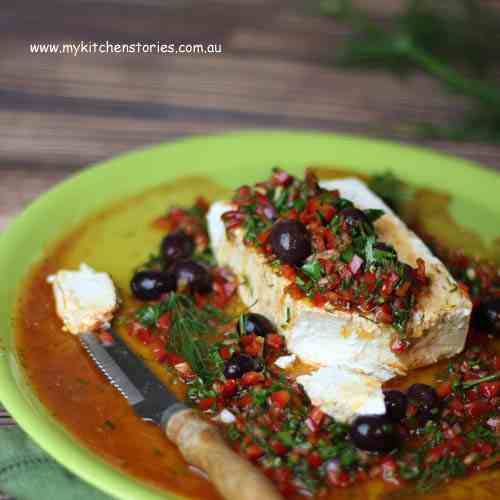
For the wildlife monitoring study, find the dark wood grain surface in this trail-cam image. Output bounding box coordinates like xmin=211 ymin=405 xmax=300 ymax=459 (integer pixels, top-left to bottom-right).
xmin=2 ymin=0 xmax=500 ymax=233
xmin=0 ymin=1 xmax=499 ymax=497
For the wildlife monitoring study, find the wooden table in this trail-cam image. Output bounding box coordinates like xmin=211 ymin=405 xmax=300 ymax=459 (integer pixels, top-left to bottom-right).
xmin=2 ymin=0 xmax=500 ymax=234
xmin=1 ymin=0 xmax=499 ymax=471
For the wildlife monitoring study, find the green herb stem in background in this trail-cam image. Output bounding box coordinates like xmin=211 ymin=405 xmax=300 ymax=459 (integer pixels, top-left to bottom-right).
xmin=319 ymin=0 xmax=500 ymax=142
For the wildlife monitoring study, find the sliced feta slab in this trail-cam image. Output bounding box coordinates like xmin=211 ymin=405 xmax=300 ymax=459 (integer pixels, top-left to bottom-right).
xmin=47 ymin=263 xmax=118 ymax=335
xmin=207 ymin=177 xmax=471 ymax=421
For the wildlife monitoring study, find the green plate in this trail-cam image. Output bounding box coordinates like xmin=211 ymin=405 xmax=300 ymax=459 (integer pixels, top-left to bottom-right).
xmin=0 ymin=130 xmax=499 ymax=500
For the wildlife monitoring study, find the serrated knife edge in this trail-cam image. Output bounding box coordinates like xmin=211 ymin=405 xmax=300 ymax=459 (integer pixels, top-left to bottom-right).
xmin=79 ymin=332 xmax=144 ymax=405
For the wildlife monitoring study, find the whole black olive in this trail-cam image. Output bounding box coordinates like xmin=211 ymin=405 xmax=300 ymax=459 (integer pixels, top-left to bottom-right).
xmin=237 ymin=313 xmax=275 ymax=337
xmin=341 ymin=208 xmax=370 ymax=228
xmin=350 ymin=415 xmax=400 ymax=452
xmin=270 ymin=219 xmax=311 ymax=265
xmin=474 ymin=297 xmax=500 ymax=334
xmin=130 ymin=270 xmax=175 ymax=301
xmin=407 ymin=384 xmax=440 ymax=422
xmin=384 ymin=390 xmax=408 ymax=421
xmin=170 ymin=260 xmax=213 ymax=294
xmin=160 ymin=230 xmax=195 ymax=266
xmin=223 ymin=353 xmax=260 ymax=379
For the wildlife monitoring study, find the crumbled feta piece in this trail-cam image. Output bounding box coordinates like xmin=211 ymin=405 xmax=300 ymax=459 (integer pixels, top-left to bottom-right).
xmin=207 ymin=178 xmax=472 ymax=422
xmin=218 ymin=409 xmax=237 ymax=424
xmin=297 ymin=365 xmax=386 ymax=422
xmin=274 ymin=354 xmax=297 ymax=369
xmin=47 ymin=263 xmax=118 ymax=335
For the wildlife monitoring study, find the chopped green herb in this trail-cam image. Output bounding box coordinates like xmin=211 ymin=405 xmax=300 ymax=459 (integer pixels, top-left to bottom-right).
xmin=301 ymin=260 xmax=323 ymax=281
xmin=226 ymin=424 xmax=241 ymax=441
xmin=364 ymin=236 xmax=376 ymax=264
xmin=276 ymin=430 xmax=295 ymax=447
xmin=293 ymin=198 xmax=306 ymax=211
xmin=416 ymin=456 xmax=466 ymax=492
xmin=340 ymin=246 xmax=354 ymax=263
xmin=364 ymin=208 xmax=385 ymax=222
xmin=135 ymin=302 xmax=168 ymax=327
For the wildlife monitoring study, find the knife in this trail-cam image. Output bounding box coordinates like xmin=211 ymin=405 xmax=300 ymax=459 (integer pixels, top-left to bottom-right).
xmin=79 ymin=330 xmax=281 ymax=500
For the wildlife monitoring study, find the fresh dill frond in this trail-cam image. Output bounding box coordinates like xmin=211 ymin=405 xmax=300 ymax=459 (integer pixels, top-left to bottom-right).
xmin=135 ymin=293 xmax=229 ymax=383
xmin=319 ymin=0 xmax=500 ymax=143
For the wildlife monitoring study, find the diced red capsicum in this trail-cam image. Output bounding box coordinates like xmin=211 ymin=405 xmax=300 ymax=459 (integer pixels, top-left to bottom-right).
xmin=270 ymin=390 xmax=290 ymax=409
xmin=465 ymin=400 xmax=494 ymax=418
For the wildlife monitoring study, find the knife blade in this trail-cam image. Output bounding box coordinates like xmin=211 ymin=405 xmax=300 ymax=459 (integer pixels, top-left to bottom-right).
xmin=79 ymin=329 xmax=282 ymax=500
xmin=79 ymin=330 xmax=184 ymax=425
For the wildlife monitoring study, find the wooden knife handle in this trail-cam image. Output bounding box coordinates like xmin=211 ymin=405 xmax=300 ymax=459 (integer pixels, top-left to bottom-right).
xmin=164 ymin=405 xmax=282 ymax=500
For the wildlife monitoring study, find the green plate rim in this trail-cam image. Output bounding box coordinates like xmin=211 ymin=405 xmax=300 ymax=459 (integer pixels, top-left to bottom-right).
xmin=0 ymin=129 xmax=499 ymax=500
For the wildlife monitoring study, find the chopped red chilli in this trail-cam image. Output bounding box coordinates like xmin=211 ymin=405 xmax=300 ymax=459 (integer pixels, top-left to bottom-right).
xmin=222 ymin=169 xmax=429 ymax=343
xmin=155 ymin=197 xmax=210 ymax=251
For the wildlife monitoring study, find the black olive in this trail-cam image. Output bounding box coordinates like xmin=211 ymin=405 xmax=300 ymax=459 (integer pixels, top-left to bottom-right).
xmin=237 ymin=313 xmax=275 ymax=337
xmin=474 ymin=297 xmax=500 ymax=334
xmin=341 ymin=208 xmax=370 ymax=228
xmin=384 ymin=390 xmax=408 ymax=421
xmin=270 ymin=219 xmax=311 ymax=265
xmin=170 ymin=260 xmax=213 ymax=294
xmin=160 ymin=230 xmax=195 ymax=266
xmin=130 ymin=270 xmax=175 ymax=301
xmin=350 ymin=415 xmax=400 ymax=452
xmin=407 ymin=383 xmax=440 ymax=422
xmin=223 ymin=353 xmax=260 ymax=379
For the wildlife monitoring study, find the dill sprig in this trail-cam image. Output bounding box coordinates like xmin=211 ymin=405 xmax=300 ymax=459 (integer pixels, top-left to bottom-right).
xmin=462 ymin=371 xmax=500 ymax=389
xmin=135 ymin=292 xmax=230 ymax=382
xmin=319 ymin=0 xmax=500 ymax=143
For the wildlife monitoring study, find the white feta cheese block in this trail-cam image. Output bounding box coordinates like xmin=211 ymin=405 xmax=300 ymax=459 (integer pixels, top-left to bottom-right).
xmin=207 ymin=178 xmax=472 ymax=421
xmin=47 ymin=263 xmax=118 ymax=335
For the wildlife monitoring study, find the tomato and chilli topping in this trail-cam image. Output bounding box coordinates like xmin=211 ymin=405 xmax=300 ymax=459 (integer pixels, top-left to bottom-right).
xmin=221 ymin=169 xmax=429 ymax=348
